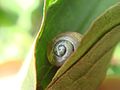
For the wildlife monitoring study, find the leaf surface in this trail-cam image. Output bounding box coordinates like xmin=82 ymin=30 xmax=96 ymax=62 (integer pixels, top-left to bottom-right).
xmin=20 ymin=0 xmax=120 ymax=90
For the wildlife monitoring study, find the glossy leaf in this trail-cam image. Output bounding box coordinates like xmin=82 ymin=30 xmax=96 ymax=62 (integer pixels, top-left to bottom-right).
xmin=47 ymin=3 xmax=120 ymax=89
xmin=20 ymin=0 xmax=120 ymax=90
xmin=35 ymin=0 xmax=120 ymax=89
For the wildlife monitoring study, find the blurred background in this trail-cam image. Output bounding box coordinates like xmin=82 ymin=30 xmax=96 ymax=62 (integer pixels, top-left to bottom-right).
xmin=0 ymin=0 xmax=43 ymax=78
xmin=0 ymin=0 xmax=120 ymax=89
xmin=0 ymin=0 xmax=43 ymax=89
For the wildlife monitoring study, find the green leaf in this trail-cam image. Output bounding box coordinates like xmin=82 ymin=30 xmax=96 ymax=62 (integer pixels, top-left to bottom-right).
xmin=20 ymin=0 xmax=120 ymax=90
xmin=47 ymin=3 xmax=120 ymax=89
xmin=34 ymin=0 xmax=120 ymax=89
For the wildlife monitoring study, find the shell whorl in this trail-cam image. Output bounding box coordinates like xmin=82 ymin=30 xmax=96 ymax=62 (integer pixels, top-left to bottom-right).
xmin=47 ymin=32 xmax=82 ymax=67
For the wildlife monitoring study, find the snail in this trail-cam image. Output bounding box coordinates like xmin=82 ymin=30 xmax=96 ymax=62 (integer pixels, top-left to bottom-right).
xmin=47 ymin=32 xmax=82 ymax=67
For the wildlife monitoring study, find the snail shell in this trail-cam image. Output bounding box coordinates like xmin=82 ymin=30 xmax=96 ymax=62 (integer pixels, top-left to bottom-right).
xmin=47 ymin=32 xmax=82 ymax=67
